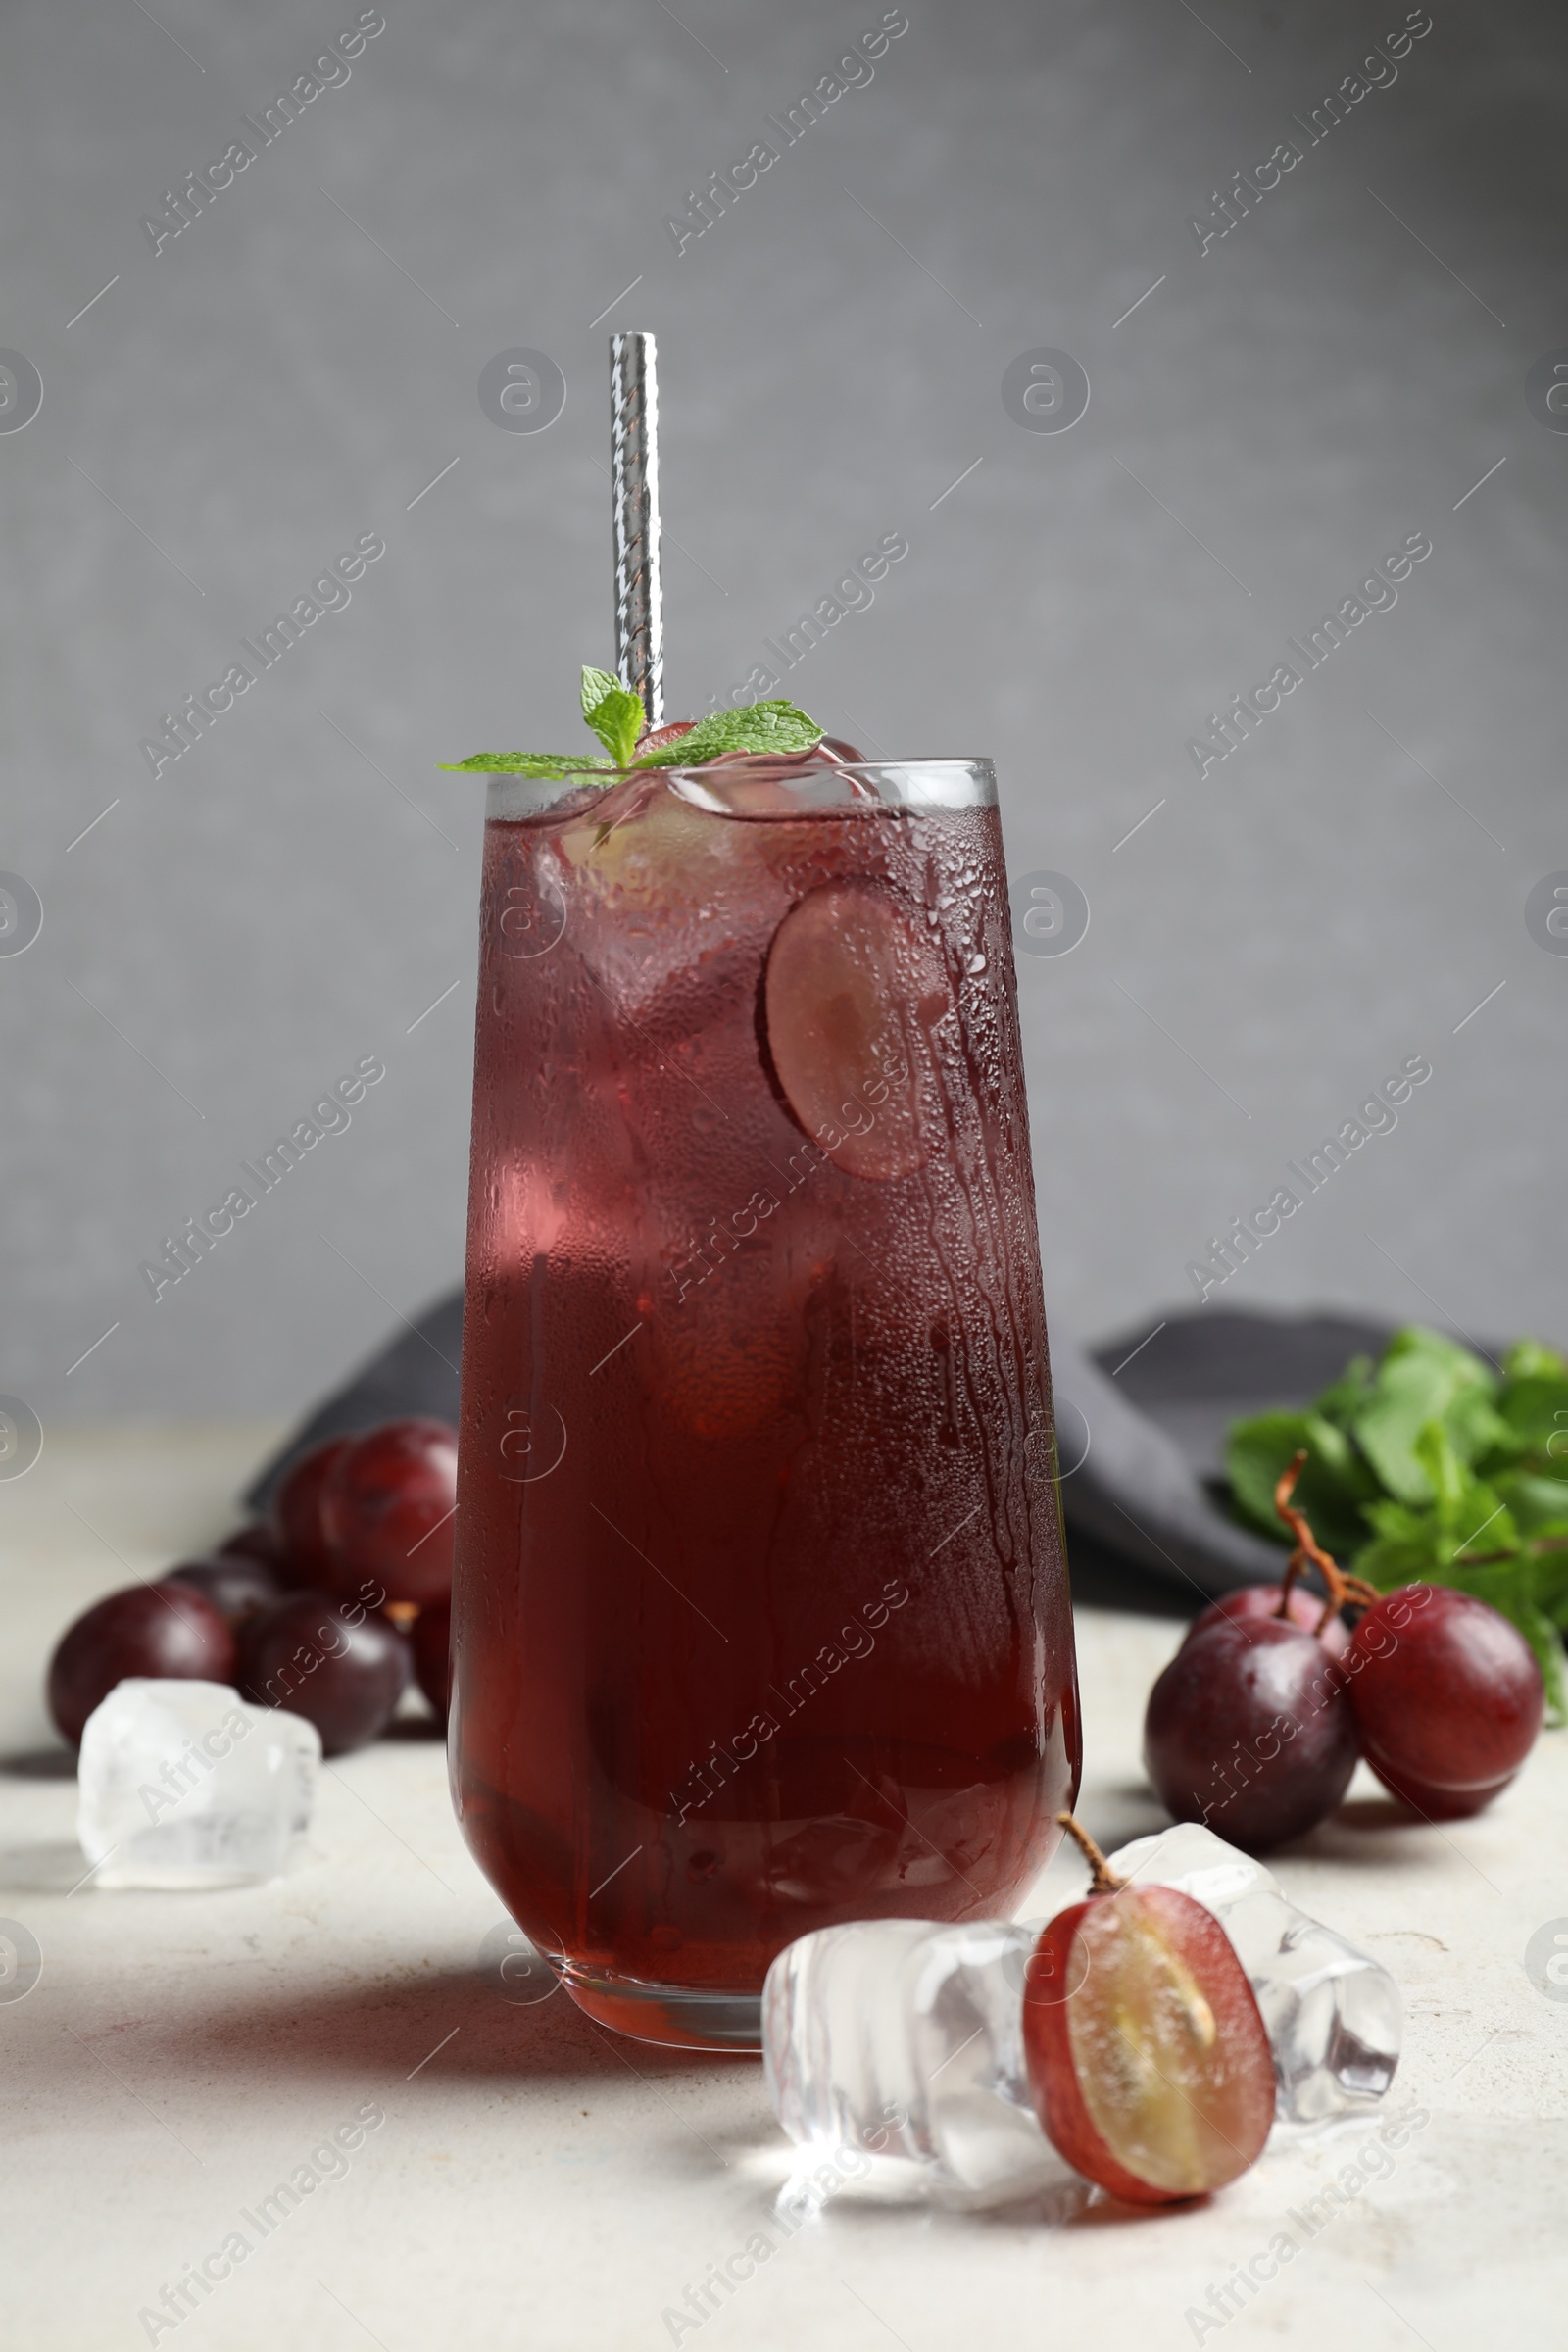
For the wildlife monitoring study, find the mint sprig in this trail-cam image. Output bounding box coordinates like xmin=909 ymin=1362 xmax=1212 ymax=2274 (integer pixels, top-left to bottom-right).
xmin=1226 ymin=1324 xmax=1568 ymax=1722
xmin=440 ymin=665 xmax=824 ymax=778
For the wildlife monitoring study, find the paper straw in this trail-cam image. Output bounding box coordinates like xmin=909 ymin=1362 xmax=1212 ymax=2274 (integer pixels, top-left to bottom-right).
xmin=610 ymin=331 xmax=663 ymax=728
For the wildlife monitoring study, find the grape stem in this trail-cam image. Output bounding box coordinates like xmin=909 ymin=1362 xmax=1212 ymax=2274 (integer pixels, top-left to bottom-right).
xmin=1055 ymin=1810 xmax=1127 ymax=1895
xmin=1461 ymin=1534 xmax=1568 ymax=1566
xmin=1273 ymin=1449 xmax=1381 ymax=1631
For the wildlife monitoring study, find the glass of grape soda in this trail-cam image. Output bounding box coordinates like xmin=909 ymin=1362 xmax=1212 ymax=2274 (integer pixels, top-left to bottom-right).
xmin=448 ymin=746 xmax=1080 ymax=2048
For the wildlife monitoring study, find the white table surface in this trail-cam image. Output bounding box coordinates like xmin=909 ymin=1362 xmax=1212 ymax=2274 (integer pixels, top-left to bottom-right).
xmin=5 ymin=1427 xmax=1566 ymax=2351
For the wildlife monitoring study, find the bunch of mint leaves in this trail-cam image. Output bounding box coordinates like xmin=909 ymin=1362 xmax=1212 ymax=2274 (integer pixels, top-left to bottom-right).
xmin=1227 ymin=1326 xmax=1568 ymax=1719
xmin=440 ymin=665 xmax=825 ymax=780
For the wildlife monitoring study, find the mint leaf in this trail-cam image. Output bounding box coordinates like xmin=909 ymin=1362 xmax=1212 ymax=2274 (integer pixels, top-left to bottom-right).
xmin=580 ymin=666 xmax=645 ymax=767
xmin=1355 ymin=1496 xmax=1445 ymax=1585
xmin=632 ymin=700 xmax=823 ymax=767
xmin=1494 ymin=1372 xmax=1568 ymax=1463
xmin=1224 ymin=1409 xmax=1376 ymax=1557
xmin=1530 ymin=1538 xmax=1568 ymax=1635
xmin=1348 ymin=1336 xmax=1501 ymax=1503
xmin=1313 ymin=1352 xmax=1376 ymax=1431
xmin=442 ymin=670 xmax=825 ymax=785
xmin=1499 ymin=1473 xmax=1568 ymax=1532
xmin=437 ymin=752 xmax=613 ymax=776
xmin=1381 ymin=1326 xmax=1495 ymax=1385
xmin=1412 ymin=1421 xmax=1477 ymax=1522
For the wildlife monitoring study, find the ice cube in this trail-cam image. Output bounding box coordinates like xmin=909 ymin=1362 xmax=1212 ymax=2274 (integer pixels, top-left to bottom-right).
xmin=1108 ymin=1823 xmax=1402 ymax=2122
xmin=762 ymin=1823 xmax=1402 ymax=2203
xmin=77 ymin=1679 xmax=319 ymax=1889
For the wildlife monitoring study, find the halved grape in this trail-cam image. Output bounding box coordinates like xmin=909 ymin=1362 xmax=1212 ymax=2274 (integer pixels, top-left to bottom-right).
xmin=762 ymin=883 xmax=950 ymax=1181
xmin=1023 ymin=1864 xmax=1274 ymax=2203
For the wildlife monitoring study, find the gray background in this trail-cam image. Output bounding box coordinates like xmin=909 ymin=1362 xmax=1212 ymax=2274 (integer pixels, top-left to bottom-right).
xmin=2 ymin=0 xmax=1564 ymax=1427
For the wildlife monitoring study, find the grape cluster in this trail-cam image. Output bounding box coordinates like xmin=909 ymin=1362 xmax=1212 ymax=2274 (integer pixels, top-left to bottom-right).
xmin=45 ymin=1418 xmax=456 ymax=1757
xmin=1143 ymin=1451 xmax=1545 ymax=1850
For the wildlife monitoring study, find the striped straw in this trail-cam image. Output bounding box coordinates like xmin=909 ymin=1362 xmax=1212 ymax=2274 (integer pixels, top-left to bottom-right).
xmin=610 ymin=331 xmax=663 ymax=728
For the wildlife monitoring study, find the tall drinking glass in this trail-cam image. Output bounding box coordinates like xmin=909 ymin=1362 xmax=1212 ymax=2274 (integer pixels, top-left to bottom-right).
xmin=451 ymin=756 xmax=1079 ymax=2048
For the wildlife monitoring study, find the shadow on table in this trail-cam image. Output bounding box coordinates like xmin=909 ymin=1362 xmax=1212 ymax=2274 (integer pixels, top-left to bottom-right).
xmin=142 ymin=1962 xmax=760 ymax=2093
xmin=0 ymin=1839 xmax=97 ymax=1891
xmin=0 ymin=1745 xmax=76 ymax=1779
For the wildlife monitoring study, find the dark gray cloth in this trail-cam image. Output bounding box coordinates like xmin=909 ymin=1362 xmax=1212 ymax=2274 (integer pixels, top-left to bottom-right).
xmin=1054 ymin=1309 xmax=1398 ymax=1603
xmin=245 ymin=1292 xmax=463 ymax=1512
xmin=247 ymin=1295 xmax=1398 ymax=1605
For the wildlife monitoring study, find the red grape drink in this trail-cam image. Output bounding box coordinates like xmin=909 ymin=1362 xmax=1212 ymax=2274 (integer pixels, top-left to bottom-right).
xmin=451 ymin=755 xmax=1080 ymax=2047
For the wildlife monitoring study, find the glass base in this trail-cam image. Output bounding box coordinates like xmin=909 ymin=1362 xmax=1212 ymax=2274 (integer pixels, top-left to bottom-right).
xmin=561 ymin=1962 xmax=762 ymax=2052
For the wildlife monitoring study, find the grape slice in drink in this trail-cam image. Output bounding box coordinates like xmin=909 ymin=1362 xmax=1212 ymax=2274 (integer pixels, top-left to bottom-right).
xmin=763 ymin=882 xmax=950 ymax=1181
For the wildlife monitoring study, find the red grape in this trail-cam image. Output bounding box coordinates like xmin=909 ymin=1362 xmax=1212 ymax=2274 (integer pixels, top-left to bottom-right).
xmin=237 ymin=1592 xmax=410 ymax=1756
xmin=1347 ymin=1584 xmax=1544 ymax=1819
xmin=271 ymin=1437 xmax=352 ymax=1583
xmin=167 ymin=1554 xmax=289 ymax=1628
xmin=318 ymin=1419 xmax=458 ymax=1608
xmin=1185 ymin=1582 xmax=1351 ymax=1657
xmin=1144 ymin=1617 xmax=1357 ymax=1851
xmin=634 ymin=719 xmax=698 ymax=755
xmin=411 ymin=1599 xmax=451 ymax=1724
xmin=814 ymin=735 xmax=868 ymax=762
xmin=47 ymin=1583 xmax=236 ymax=1747
xmin=1022 ymin=1819 xmax=1275 ymax=2202
xmin=220 ymin=1521 xmax=287 ymax=1571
